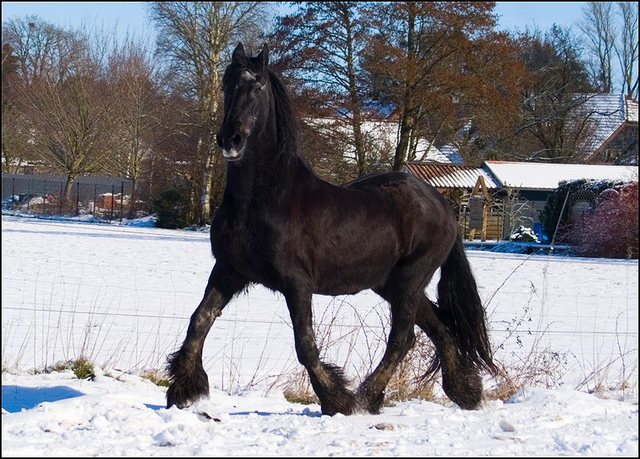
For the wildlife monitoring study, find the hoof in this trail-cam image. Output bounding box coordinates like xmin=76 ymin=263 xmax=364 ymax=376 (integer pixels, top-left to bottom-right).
xmin=442 ymin=367 xmax=483 ymax=410
xmin=166 ymin=385 xmax=208 ymax=409
xmin=356 ymin=384 xmax=385 ymax=414
xmin=320 ymin=389 xmax=358 ymax=416
xmin=166 ymin=350 xmax=210 ymax=409
xmin=165 ymin=370 xmax=210 ymax=409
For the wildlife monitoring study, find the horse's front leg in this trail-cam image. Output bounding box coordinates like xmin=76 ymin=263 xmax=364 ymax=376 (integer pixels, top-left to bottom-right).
xmin=285 ymin=288 xmax=357 ymax=416
xmin=166 ymin=265 xmax=246 ymax=409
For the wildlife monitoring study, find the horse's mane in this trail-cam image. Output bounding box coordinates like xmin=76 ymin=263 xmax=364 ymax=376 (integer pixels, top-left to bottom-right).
xmin=266 ymin=68 xmax=302 ymax=161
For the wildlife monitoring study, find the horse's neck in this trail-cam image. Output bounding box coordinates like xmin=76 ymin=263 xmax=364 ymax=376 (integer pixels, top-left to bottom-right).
xmin=223 ymin=89 xmax=314 ymax=211
xmin=223 ymin=141 xmax=310 ymax=210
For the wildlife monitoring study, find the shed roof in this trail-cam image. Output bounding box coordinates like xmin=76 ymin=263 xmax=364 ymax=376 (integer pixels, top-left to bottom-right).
xmin=404 ymin=162 xmax=499 ymax=189
xmin=484 ymin=161 xmax=638 ymax=191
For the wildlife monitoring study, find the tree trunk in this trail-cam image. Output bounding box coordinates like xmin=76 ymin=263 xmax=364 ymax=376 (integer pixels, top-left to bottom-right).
xmin=392 ymin=6 xmax=416 ymax=172
xmin=393 ymin=108 xmax=415 ymax=171
xmin=127 ymin=177 xmax=137 ymax=220
xmin=198 ymin=46 xmax=221 ymax=227
xmin=344 ymin=10 xmax=367 ymax=176
xmin=62 ymin=173 xmax=77 ymax=213
xmin=199 ymin=146 xmax=214 ymax=226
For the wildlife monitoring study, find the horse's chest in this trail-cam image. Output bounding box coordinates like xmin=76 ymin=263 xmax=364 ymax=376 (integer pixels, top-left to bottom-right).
xmin=211 ymin=216 xmax=275 ymax=281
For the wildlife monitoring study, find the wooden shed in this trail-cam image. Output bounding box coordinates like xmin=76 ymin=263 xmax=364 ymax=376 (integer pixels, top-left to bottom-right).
xmin=403 ymin=162 xmax=503 ymax=241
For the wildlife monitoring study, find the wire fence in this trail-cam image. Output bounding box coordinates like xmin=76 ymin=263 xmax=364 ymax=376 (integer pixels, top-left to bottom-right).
xmin=2 ymin=174 xmax=136 ymax=221
xmin=2 ymin=243 xmax=637 ymax=396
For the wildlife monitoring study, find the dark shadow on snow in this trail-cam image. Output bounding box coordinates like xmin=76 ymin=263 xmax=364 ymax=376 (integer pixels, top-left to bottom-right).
xmin=144 ymin=403 xmax=165 ymax=411
xmin=2 ymin=385 xmax=84 ymax=413
xmin=229 ymin=409 xmax=322 ymax=418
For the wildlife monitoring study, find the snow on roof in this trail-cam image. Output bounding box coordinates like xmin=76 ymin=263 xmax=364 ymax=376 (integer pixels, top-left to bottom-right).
xmin=626 ymin=98 xmax=638 ymax=123
xmin=484 ymin=161 xmax=638 ymax=190
xmin=436 ymin=144 xmax=464 ymax=165
xmin=576 ymin=93 xmax=629 ymax=155
xmin=304 ymin=117 xmax=460 ymax=164
xmin=405 ymin=162 xmax=499 ymax=189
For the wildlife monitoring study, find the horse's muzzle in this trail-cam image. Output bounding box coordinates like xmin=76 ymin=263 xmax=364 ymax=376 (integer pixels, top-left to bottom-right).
xmin=216 ymin=131 xmax=245 ymax=161
xmin=222 ymin=148 xmax=244 ymax=161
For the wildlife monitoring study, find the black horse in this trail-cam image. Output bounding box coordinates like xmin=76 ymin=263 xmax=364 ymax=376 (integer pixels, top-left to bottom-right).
xmin=166 ymin=43 xmax=496 ymax=415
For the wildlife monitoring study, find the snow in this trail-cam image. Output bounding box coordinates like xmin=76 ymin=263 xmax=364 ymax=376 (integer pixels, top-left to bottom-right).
xmin=2 ymin=214 xmax=638 ymax=456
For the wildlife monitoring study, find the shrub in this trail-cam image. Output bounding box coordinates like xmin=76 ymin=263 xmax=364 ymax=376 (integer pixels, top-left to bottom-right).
xmin=567 ymin=182 xmax=638 ymax=258
xmin=539 ymin=178 xmax=626 ymax=241
xmin=46 ymin=357 xmax=95 ymax=379
xmin=152 ymin=189 xmax=189 ymax=229
xmin=72 ymin=357 xmax=95 ymax=379
xmin=509 ymin=225 xmax=540 ymax=243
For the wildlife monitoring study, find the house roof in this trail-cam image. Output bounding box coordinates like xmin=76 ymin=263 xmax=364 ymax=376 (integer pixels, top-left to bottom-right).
xmin=626 ymin=97 xmax=638 ymax=123
xmin=577 ymin=93 xmax=636 ymax=156
xmin=404 ymin=162 xmax=499 ymax=189
xmin=484 ymin=161 xmax=638 ymax=191
xmin=304 ymin=117 xmax=461 ymax=164
xmin=436 ymin=144 xmax=464 ymax=165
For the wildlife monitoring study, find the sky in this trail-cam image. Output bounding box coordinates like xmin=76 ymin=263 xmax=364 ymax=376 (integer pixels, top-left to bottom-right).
xmin=1 ymin=214 xmax=638 ymax=455
xmin=2 ymin=1 xmax=589 ymax=40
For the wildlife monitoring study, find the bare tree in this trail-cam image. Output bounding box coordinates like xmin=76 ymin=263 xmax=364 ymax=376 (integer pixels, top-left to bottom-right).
xmin=1 ymin=43 xmax=31 ymax=174
xmin=363 ymin=2 xmax=515 ymax=170
xmin=580 ymin=2 xmax=617 ymax=93
xmin=2 ymin=17 xmax=84 ymax=175
xmin=149 ymin=1 xmax=269 ymax=226
xmin=2 ymin=15 xmax=82 ymax=84
xmin=18 ymin=27 xmax=117 ymax=207
xmin=513 ymin=26 xmax=598 ymax=163
xmin=615 ymin=2 xmax=639 ymax=98
xmin=105 ymin=38 xmax=159 ymax=218
xmin=272 ymin=2 xmax=371 ymax=176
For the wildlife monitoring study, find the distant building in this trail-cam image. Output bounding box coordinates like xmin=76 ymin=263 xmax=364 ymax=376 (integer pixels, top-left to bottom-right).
xmin=404 ymin=160 xmax=638 ymax=241
xmin=303 ymin=117 xmax=462 ymax=166
xmin=576 ymin=94 xmax=638 ymax=165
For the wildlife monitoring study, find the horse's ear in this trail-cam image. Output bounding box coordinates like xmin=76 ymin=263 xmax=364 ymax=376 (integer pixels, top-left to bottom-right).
xmin=232 ymin=42 xmax=246 ymax=64
xmin=257 ymin=43 xmax=269 ymax=70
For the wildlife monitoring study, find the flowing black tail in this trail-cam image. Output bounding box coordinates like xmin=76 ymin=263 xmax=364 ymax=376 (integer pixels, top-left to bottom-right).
xmin=435 ymin=235 xmax=497 ymax=375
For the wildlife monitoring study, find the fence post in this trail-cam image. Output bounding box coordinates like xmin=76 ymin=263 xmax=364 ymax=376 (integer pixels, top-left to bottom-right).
xmin=27 ymin=179 xmax=31 ymax=213
xmin=120 ymin=181 xmax=124 ymax=222
xmin=59 ymin=182 xmax=63 ymax=214
xmin=11 ymin=177 xmax=15 ymax=209
xmin=550 ymin=191 xmax=571 ymax=250
xmin=76 ymin=182 xmax=80 ymax=216
xmin=110 ymin=184 xmax=115 ymax=221
xmin=43 ymin=180 xmax=47 ymax=215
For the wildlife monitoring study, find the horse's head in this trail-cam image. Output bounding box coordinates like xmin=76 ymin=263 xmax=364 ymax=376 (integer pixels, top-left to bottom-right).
xmin=216 ymin=42 xmax=270 ymax=162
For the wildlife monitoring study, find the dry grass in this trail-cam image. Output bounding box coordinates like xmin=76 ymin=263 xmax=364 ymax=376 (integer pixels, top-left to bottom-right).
xmin=44 ymin=356 xmax=96 ymax=380
xmin=140 ymin=368 xmax=171 ymax=387
xmin=383 ymin=331 xmax=439 ymax=405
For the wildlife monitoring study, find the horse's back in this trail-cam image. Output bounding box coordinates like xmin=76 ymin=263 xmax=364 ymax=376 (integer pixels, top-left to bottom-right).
xmin=345 ymin=171 xmax=452 ymax=219
xmin=344 ymin=171 xmax=411 ymax=188
xmin=345 ymin=170 xmax=458 ymax=258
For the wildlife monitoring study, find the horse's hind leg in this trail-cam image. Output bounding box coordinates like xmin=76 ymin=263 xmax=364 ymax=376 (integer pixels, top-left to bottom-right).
xmin=356 ymin=288 xmax=418 ymax=414
xmin=284 ymin=287 xmax=357 ymax=416
xmin=415 ymin=296 xmax=483 ymax=409
xmin=166 ymin=264 xmax=246 ymax=409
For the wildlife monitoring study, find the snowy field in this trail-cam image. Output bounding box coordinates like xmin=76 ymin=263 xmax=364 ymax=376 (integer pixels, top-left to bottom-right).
xmin=1 ymin=214 xmax=638 ymax=456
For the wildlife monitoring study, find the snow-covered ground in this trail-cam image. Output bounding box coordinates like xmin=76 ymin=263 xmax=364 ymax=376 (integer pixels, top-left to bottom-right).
xmin=2 ymin=214 xmax=638 ymax=456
